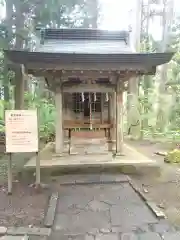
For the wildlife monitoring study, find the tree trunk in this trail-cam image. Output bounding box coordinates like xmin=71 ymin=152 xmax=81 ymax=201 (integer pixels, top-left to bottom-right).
xmin=127 ymin=0 xmax=142 ymax=139
xmin=141 ymin=0 xmax=151 ymax=138
xmin=3 ymin=0 xmax=13 ymax=112
xmin=14 ymin=0 xmax=25 ymax=110
xmin=156 ymin=0 xmax=174 ymax=131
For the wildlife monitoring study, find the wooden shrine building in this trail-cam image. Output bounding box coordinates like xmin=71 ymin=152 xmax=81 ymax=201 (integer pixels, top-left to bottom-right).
xmin=4 ymin=28 xmax=174 ymax=157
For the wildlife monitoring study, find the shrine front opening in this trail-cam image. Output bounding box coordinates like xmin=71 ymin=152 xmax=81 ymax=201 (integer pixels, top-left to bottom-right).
xmin=62 ymin=91 xmax=116 ymax=155
xmin=71 ymin=92 xmax=103 ymax=123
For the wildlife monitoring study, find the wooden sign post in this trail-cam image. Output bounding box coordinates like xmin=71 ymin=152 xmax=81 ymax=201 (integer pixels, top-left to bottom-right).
xmin=5 ymin=110 xmax=39 ymax=194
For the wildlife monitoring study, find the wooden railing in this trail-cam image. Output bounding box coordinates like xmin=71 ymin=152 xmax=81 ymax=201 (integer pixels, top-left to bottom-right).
xmin=63 ymin=120 xmax=113 ymax=154
xmin=63 ymin=120 xmax=113 ymax=129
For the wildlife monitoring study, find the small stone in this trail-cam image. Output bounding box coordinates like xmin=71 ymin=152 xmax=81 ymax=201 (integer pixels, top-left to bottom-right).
xmin=143 ymin=188 xmax=149 ymax=193
xmin=0 ymin=226 xmax=7 ymax=235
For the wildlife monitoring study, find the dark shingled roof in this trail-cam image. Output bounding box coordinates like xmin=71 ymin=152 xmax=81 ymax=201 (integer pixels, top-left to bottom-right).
xmin=4 ymin=50 xmax=174 ymax=66
xmin=4 ymin=28 xmax=175 ymax=69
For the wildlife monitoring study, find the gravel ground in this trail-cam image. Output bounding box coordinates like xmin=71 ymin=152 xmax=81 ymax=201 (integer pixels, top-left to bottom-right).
xmin=0 ymin=181 xmax=49 ymax=227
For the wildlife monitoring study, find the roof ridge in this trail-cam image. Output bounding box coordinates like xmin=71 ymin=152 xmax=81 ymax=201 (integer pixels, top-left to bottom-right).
xmin=39 ymin=28 xmax=129 ymax=43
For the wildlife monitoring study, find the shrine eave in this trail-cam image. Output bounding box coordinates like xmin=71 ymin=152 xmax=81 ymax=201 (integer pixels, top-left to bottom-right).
xmin=4 ymin=50 xmax=174 ymax=67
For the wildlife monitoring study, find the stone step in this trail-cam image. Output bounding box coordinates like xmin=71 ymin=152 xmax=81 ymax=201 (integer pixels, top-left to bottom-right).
xmin=50 ymin=232 xmax=180 ymax=240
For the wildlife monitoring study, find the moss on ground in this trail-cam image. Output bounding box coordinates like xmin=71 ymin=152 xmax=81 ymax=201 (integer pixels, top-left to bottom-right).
xmin=165 ymin=149 xmax=180 ymax=163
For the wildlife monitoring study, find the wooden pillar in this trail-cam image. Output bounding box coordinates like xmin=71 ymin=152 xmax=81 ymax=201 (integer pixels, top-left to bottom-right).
xmin=100 ymin=93 xmax=104 ymax=123
xmin=112 ymin=91 xmax=116 ymax=152
xmin=108 ymin=93 xmax=112 ymax=151
xmin=116 ymin=79 xmax=124 ymax=155
xmin=108 ymin=93 xmax=111 ymax=123
xmin=55 ymin=86 xmax=63 ymax=155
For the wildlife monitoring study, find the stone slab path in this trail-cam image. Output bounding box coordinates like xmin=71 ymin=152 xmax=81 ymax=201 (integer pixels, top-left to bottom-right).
xmin=50 ymin=174 xmax=180 ymax=240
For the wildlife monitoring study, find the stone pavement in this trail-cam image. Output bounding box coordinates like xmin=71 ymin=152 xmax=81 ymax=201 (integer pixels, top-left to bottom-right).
xmin=1 ymin=175 xmax=179 ymax=240
xmin=50 ymin=174 xmax=180 ymax=240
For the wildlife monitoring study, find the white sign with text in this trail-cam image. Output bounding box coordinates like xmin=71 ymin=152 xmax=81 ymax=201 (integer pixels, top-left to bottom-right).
xmin=5 ymin=110 xmax=38 ymax=153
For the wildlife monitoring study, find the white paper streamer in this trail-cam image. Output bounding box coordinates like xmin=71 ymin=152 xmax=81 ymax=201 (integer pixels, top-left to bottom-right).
xmin=94 ymin=93 xmax=96 ymax=102
xmin=81 ymin=92 xmax=84 ymax=102
xmin=106 ymin=93 xmax=109 ymax=102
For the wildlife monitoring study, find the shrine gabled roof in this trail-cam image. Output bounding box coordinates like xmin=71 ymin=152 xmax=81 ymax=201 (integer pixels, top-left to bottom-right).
xmin=4 ymin=50 xmax=174 ymax=66
xmin=37 ymin=28 xmax=131 ymax=54
xmin=4 ymin=28 xmax=175 ymax=69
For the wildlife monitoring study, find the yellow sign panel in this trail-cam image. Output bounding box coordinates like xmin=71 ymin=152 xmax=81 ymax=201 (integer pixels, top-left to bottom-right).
xmin=5 ymin=110 xmax=38 ymax=153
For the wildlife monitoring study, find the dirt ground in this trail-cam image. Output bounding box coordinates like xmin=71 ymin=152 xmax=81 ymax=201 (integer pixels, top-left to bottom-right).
xmin=0 ymin=142 xmax=45 ymax=184
xmin=127 ymin=139 xmax=180 ymax=227
xmin=0 ymin=142 xmax=49 ymax=227
xmin=0 ymin=181 xmax=49 ymax=227
xmin=1 ymin=139 xmax=180 ymax=227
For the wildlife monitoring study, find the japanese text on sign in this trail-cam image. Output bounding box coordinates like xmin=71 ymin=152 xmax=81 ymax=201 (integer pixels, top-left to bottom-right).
xmin=5 ymin=110 xmax=38 ymax=153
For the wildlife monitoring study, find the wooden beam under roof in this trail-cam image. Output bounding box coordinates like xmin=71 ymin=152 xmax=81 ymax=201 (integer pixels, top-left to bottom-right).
xmin=27 ymin=68 xmax=156 ymax=80
xmin=24 ymin=62 xmax=156 ymax=74
xmin=6 ymin=60 xmax=156 ymax=76
xmin=63 ymin=83 xmax=115 ymax=93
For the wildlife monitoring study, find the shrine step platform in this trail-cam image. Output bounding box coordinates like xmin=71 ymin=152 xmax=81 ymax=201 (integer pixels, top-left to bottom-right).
xmin=24 ymin=141 xmax=160 ymax=175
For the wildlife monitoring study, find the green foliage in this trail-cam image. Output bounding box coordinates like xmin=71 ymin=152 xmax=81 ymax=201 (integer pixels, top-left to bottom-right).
xmin=136 ymin=1 xmax=180 ymax=142
xmin=0 ymin=93 xmax=56 ymax=142
xmin=33 ymin=0 xmax=94 ymax=28
xmin=24 ymin=92 xmax=56 ymax=141
xmin=165 ymin=149 xmax=180 ymax=163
